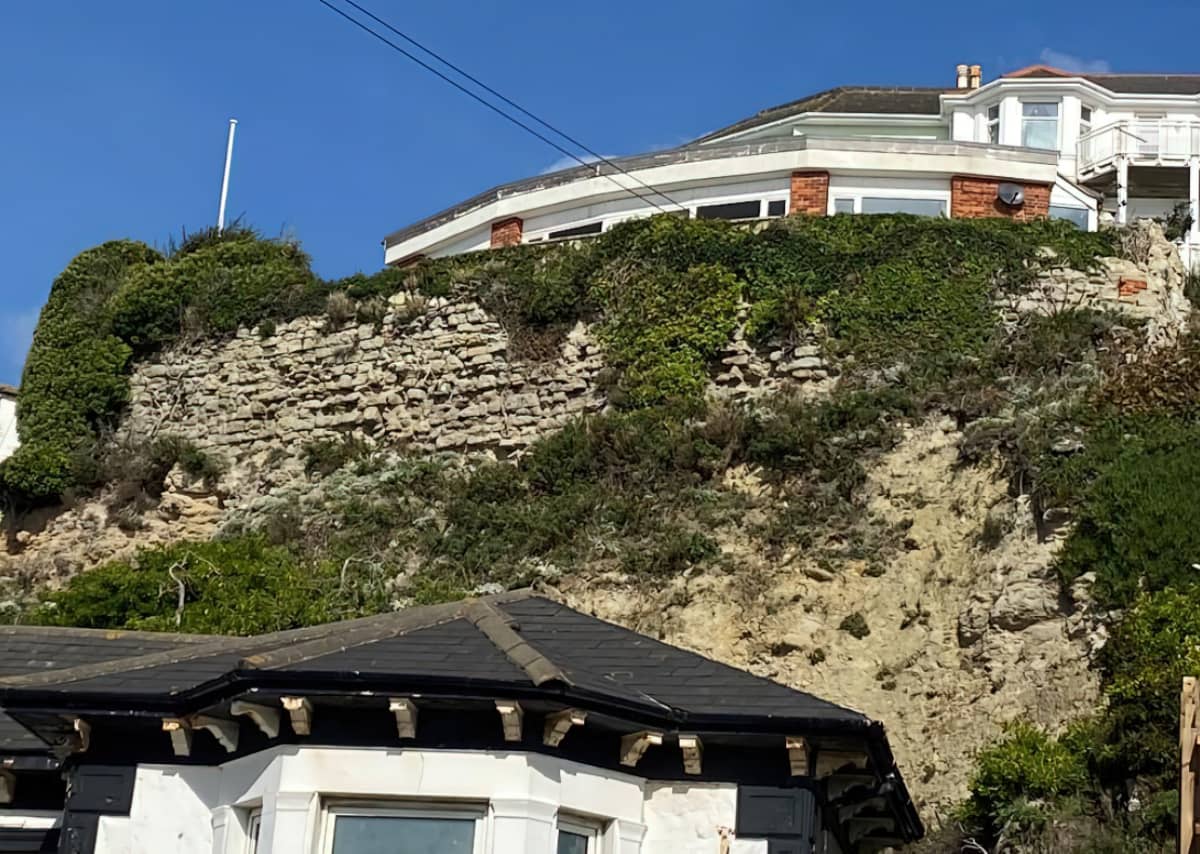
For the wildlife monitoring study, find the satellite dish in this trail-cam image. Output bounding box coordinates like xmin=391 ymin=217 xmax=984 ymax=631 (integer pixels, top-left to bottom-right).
xmin=997 ymin=182 xmax=1025 ymax=207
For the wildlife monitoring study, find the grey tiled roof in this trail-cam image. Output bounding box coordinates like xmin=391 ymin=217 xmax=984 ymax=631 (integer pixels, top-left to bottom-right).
xmin=694 ymin=86 xmax=949 ymax=143
xmin=0 ymin=594 xmax=866 ymax=728
xmin=0 ymin=626 xmax=210 ymax=755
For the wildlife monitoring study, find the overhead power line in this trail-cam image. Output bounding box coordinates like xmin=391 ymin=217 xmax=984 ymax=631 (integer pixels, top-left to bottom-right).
xmin=315 ymin=0 xmax=686 ymax=215
xmin=335 ymin=0 xmax=687 ymax=212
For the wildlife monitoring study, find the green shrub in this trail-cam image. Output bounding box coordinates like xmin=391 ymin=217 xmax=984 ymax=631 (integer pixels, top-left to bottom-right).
xmin=1054 ymin=421 xmax=1200 ymax=607
xmin=965 ymin=721 xmax=1089 ymax=835
xmin=111 ymin=231 xmax=317 ymax=355
xmin=0 ymin=241 xmax=161 ymax=504
xmin=27 ymin=537 xmax=388 ymax=635
xmin=303 ymin=435 xmax=374 ymax=478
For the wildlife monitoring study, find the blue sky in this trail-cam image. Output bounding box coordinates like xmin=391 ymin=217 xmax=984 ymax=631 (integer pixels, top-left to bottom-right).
xmin=2 ymin=0 xmax=1197 ymax=385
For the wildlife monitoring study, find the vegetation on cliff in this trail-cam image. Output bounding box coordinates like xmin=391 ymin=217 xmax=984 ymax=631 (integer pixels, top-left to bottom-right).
xmin=12 ymin=213 xmax=1200 ymax=851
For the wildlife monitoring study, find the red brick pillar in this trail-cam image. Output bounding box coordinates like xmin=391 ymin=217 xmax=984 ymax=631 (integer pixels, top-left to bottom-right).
xmin=790 ymin=171 xmax=830 ymax=216
xmin=950 ymin=177 xmax=1051 ymax=221
xmin=490 ymin=217 xmax=524 ymax=248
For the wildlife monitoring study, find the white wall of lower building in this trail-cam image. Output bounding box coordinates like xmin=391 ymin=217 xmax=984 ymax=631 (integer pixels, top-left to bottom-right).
xmin=0 ymin=394 xmax=18 ymax=463
xmin=89 ymin=747 xmax=796 ymax=854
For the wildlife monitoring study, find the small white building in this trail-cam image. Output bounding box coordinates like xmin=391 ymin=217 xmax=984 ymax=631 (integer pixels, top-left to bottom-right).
xmin=0 ymin=593 xmax=922 ymax=853
xmin=0 ymin=385 xmax=18 ymax=464
xmin=382 ymin=63 xmax=1200 ymax=268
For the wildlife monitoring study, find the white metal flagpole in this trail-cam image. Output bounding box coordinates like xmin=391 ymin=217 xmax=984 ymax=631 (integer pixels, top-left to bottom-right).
xmin=217 ymin=118 xmax=238 ymax=233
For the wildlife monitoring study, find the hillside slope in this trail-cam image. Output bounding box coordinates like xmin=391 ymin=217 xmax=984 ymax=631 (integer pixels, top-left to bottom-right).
xmin=2 ymin=215 xmax=1196 ymax=850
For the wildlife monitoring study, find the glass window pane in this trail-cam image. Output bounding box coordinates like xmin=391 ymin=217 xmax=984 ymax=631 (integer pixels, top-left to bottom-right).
xmin=833 ymin=198 xmax=855 ymax=214
xmin=860 ymin=197 xmax=946 ymax=217
xmin=548 ymin=221 xmax=603 ymax=240
xmin=987 ymin=105 xmax=1000 ymax=120
xmin=767 ymin=200 xmax=786 ymax=217
xmin=1049 ymin=205 xmax=1090 ymax=230
xmin=1022 ymin=119 xmax=1058 ymax=150
xmin=332 ymin=816 xmax=475 ymax=854
xmin=1022 ymin=102 xmax=1059 ymax=118
xmin=558 ymin=830 xmax=590 ymax=854
xmin=696 ymin=200 xmax=762 ymax=220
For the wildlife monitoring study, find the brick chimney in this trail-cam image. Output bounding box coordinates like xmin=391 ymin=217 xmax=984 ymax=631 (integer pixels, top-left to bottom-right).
xmin=956 ymin=64 xmax=970 ymax=89
xmin=968 ymin=64 xmax=983 ymax=89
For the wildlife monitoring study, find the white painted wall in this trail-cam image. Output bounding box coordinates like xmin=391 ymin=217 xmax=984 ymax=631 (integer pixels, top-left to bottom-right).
xmin=88 ymin=747 xmax=790 ymax=854
xmin=0 ymin=394 xmax=17 ymax=463
xmin=386 ymin=140 xmax=1059 ymax=263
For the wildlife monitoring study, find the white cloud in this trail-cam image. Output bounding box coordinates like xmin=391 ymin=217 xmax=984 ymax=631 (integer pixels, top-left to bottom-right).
xmin=0 ymin=308 xmax=39 ymax=385
xmin=1039 ymin=48 xmax=1112 ymax=74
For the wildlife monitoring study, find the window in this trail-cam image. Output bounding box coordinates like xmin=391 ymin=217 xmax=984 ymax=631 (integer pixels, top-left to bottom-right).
xmin=987 ymin=104 xmax=1001 ymax=144
xmin=557 ymin=817 xmax=600 ymax=854
xmin=547 ymin=221 xmax=603 ymax=240
xmin=1021 ymin=102 xmax=1059 ymax=150
xmin=767 ymin=199 xmax=787 ymax=217
xmin=323 ymin=805 xmax=483 ymax=854
xmin=1080 ymin=106 xmax=1093 ymax=138
xmin=832 ymin=197 xmax=855 ymax=214
xmin=860 ymin=197 xmax=947 ymax=217
xmin=696 ymin=200 xmax=763 ymax=221
xmin=245 ymin=811 xmax=261 ymax=854
xmin=1049 ymin=205 xmax=1090 ymax=230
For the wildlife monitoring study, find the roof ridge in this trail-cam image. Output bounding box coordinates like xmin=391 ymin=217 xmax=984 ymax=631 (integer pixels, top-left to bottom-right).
xmin=0 ymin=592 xmax=541 ymax=690
xmin=238 ymin=600 xmax=467 ymax=670
xmin=465 ymin=599 xmax=568 ymax=687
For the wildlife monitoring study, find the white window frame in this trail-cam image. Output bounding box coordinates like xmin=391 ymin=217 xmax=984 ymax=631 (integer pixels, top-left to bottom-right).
xmin=1080 ymin=105 xmax=1093 ymax=138
xmin=244 ymin=810 xmax=262 ymax=854
xmin=986 ymin=104 xmax=1001 ymax=144
xmin=1020 ymin=100 xmax=1061 ymax=151
xmin=556 ymin=814 xmax=603 ymax=854
xmin=319 ymin=802 xmax=487 ymax=854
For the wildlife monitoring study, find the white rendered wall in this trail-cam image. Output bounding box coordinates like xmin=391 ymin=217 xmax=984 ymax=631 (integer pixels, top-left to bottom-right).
xmin=87 ymin=747 xmax=791 ymax=854
xmin=0 ymin=395 xmax=17 ymax=462
xmin=642 ymin=783 xmax=766 ymax=854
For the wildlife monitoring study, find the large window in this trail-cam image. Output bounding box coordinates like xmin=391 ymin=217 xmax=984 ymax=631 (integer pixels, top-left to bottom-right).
xmin=1049 ymin=205 xmax=1090 ymax=230
xmin=696 ymin=200 xmax=762 ymax=221
xmin=323 ymin=805 xmax=483 ymax=854
xmin=1021 ymin=102 xmax=1059 ymax=150
xmin=557 ymin=817 xmax=600 ymax=854
xmin=547 ymin=221 xmax=603 ymax=240
xmin=987 ymin=104 xmax=1001 ymax=144
xmin=1080 ymin=105 xmax=1093 ymax=138
xmin=860 ymin=197 xmax=947 ymax=217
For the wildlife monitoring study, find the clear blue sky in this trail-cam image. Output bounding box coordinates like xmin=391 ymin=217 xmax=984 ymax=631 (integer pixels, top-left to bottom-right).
xmin=2 ymin=0 xmax=1196 ymax=385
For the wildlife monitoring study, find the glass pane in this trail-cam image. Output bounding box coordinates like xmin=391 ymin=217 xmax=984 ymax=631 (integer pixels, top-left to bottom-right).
xmin=860 ymin=197 xmax=946 ymax=217
xmin=987 ymin=105 xmax=1000 ymax=120
xmin=1049 ymin=205 xmax=1089 ymax=230
xmin=833 ymin=198 xmax=854 ymax=214
xmin=332 ymin=815 xmax=475 ymax=854
xmin=696 ymin=200 xmax=762 ymax=220
xmin=767 ymin=200 xmax=786 ymax=217
xmin=988 ymin=123 xmax=999 ymax=144
xmin=1022 ymin=102 xmax=1059 ymax=118
xmin=557 ymin=830 xmax=590 ymax=854
xmin=1022 ymin=119 xmax=1058 ymax=150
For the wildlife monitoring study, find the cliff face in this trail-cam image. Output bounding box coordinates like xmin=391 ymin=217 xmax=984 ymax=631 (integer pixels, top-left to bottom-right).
xmin=0 ymin=218 xmax=1191 ymax=830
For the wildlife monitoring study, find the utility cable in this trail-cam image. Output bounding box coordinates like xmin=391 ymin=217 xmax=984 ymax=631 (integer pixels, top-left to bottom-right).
xmin=316 ymin=0 xmax=679 ymax=214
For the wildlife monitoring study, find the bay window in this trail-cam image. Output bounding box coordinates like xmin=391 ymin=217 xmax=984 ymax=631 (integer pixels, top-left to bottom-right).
xmin=1021 ymin=102 xmax=1060 ymax=150
xmin=323 ymin=805 xmax=484 ymax=854
xmin=557 ymin=816 xmax=600 ymax=854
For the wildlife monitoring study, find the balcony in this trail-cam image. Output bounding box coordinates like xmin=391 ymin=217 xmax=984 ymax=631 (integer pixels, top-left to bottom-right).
xmin=1078 ymin=119 xmax=1200 ymax=178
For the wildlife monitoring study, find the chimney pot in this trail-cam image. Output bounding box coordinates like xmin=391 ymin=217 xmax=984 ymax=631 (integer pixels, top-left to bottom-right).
xmin=956 ymin=64 xmax=970 ymax=89
xmin=969 ymin=64 xmax=983 ymax=89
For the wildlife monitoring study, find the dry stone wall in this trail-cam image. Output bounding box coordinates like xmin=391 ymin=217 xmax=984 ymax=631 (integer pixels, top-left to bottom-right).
xmin=123 ymin=293 xmax=834 ymax=495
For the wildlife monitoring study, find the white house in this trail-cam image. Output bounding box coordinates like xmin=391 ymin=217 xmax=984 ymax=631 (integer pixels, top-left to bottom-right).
xmin=0 ymin=593 xmax=923 ymax=853
xmin=0 ymin=385 xmax=18 ymax=463
xmin=382 ymin=64 xmax=1200 ymax=267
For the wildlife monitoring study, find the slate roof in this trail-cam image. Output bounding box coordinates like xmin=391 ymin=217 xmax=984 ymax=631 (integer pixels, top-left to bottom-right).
xmin=694 ymin=86 xmax=948 ymax=143
xmin=0 ymin=593 xmax=867 ymax=730
xmin=0 ymin=626 xmax=210 ymax=755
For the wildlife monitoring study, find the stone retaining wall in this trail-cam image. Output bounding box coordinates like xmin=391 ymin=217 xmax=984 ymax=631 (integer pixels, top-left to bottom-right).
xmin=122 ymin=293 xmax=834 ymax=484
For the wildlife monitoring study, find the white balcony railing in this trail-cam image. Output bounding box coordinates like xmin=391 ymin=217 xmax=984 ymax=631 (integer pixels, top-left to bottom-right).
xmin=1078 ymin=119 xmax=1200 ymax=176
